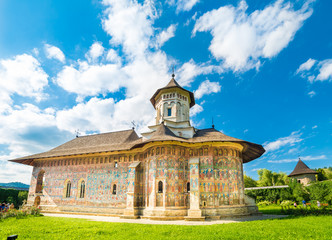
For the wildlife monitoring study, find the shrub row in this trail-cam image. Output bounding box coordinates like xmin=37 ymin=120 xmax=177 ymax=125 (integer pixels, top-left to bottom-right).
xmin=245 ymin=180 xmax=332 ymax=204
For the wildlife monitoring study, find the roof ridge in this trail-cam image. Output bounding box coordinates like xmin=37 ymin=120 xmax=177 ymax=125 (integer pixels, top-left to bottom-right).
xmin=77 ymin=129 xmax=135 ymax=138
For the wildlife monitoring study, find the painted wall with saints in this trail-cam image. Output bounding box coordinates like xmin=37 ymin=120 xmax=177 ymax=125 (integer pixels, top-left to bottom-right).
xmin=28 ymin=144 xmax=244 ymax=209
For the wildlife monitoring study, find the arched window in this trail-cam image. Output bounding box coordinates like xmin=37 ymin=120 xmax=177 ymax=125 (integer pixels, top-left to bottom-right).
xmin=65 ymin=181 xmax=71 ymax=198
xmin=114 ymin=161 xmax=118 ymax=168
xmin=112 ymin=184 xmax=117 ymax=195
xmin=187 ymin=182 xmax=190 ymax=193
xmin=158 ymin=181 xmax=163 ymax=193
xmin=79 ymin=180 xmax=85 ymax=198
xmin=35 ymin=170 xmax=45 ymax=193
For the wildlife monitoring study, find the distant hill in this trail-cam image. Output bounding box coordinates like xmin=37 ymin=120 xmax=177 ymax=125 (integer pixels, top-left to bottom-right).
xmin=0 ymin=182 xmax=29 ymax=190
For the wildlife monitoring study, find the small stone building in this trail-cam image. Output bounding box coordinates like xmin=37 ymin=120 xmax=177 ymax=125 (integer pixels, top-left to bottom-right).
xmin=10 ymin=76 xmax=265 ymax=220
xmin=288 ymin=158 xmax=317 ymax=185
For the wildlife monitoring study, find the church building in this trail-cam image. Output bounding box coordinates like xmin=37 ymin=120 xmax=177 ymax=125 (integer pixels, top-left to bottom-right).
xmin=10 ymin=75 xmax=265 ymax=220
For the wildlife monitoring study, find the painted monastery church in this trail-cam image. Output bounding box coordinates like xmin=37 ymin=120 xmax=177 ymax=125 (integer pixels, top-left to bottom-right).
xmin=11 ymin=75 xmax=265 ymax=220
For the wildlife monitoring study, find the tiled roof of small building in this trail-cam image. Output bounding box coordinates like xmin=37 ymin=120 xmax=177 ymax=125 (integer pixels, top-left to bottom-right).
xmin=10 ymin=125 xmax=265 ymax=165
xmin=288 ymin=159 xmax=317 ymax=177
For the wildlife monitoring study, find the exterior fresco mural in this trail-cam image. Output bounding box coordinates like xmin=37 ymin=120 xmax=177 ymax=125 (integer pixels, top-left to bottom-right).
xmin=28 ymin=145 xmax=249 ymax=218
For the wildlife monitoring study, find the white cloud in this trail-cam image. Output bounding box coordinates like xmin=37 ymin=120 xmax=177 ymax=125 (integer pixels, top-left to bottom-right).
xmin=155 ymin=24 xmax=177 ymax=48
xmin=86 ymin=42 xmax=104 ymax=62
xmin=190 ymin=104 xmax=203 ymax=116
xmin=102 ymin=0 xmax=158 ymax=57
xmin=193 ymin=0 xmax=313 ymax=71
xmin=55 ymin=61 xmax=127 ymax=98
xmin=106 ymin=49 xmax=122 ymax=64
xmin=308 ymin=90 xmax=316 ymax=97
xmin=0 ymin=54 xmax=48 ymax=110
xmin=44 ymin=44 xmax=65 ymax=63
xmin=194 ymin=79 xmax=221 ymax=99
xmin=168 ymin=0 xmax=200 ymax=13
xmin=312 ymin=125 xmax=317 ymax=129
xmin=268 ymin=155 xmax=327 ymax=163
xmin=264 ymin=131 xmax=303 ymax=152
xmin=177 ymin=59 xmax=222 ymax=86
xmin=316 ymin=59 xmax=332 ymax=81
xmin=296 ymin=58 xmax=316 ymax=73
xmin=297 ymin=58 xmax=332 ymax=83
xmin=0 ymin=103 xmax=68 ymax=184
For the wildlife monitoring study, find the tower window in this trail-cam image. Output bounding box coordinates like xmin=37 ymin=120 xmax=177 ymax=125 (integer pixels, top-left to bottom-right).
xmin=112 ymin=184 xmax=117 ymax=195
xmin=187 ymin=182 xmax=190 ymax=192
xmin=168 ymin=108 xmax=172 ymax=116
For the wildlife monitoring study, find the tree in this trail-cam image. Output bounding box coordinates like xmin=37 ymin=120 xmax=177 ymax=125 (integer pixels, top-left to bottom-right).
xmin=257 ymin=169 xmax=288 ymax=186
xmin=244 ymin=174 xmax=257 ymax=188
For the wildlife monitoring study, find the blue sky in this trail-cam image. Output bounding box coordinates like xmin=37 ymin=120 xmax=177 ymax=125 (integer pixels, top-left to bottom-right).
xmin=0 ymin=0 xmax=331 ymax=184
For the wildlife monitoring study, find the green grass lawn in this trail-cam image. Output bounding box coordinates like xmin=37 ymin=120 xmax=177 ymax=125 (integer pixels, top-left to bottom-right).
xmin=258 ymin=204 xmax=285 ymax=214
xmin=1 ymin=215 xmax=332 ymax=240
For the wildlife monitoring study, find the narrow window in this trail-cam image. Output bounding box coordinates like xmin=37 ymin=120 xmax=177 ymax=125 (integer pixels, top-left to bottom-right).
xmin=112 ymin=184 xmax=117 ymax=195
xmin=66 ymin=181 xmax=71 ymax=198
xmin=80 ymin=181 xmax=85 ymax=198
xmin=187 ymin=182 xmax=190 ymax=192
xmin=114 ymin=161 xmax=118 ymax=168
xmin=158 ymin=181 xmax=163 ymax=193
xmin=167 ymin=108 xmax=172 ymax=116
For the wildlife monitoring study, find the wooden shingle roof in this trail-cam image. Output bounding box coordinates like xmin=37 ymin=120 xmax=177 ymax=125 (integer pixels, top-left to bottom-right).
xmin=288 ymin=159 xmax=317 ymax=177
xmin=10 ymin=126 xmax=265 ymax=165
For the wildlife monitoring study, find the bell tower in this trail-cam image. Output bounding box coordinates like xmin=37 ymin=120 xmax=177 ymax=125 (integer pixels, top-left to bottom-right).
xmin=150 ymin=74 xmax=195 ymax=125
xmin=142 ymin=74 xmax=196 ymax=139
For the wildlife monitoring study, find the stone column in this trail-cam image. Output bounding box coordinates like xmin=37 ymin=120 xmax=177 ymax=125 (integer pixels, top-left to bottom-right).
xmin=122 ymin=162 xmax=140 ymax=219
xmin=185 ymin=157 xmax=205 ymax=221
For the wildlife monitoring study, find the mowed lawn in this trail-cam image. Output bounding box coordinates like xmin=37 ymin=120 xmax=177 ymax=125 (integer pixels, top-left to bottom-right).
xmin=1 ymin=215 xmax=332 ymax=240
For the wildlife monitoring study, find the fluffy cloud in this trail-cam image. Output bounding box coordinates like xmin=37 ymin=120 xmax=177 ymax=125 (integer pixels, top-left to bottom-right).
xmin=264 ymin=131 xmax=303 ymax=152
xmin=296 ymin=58 xmax=316 ymax=73
xmin=297 ymin=58 xmax=332 ymax=83
xmin=190 ymin=104 xmax=203 ymax=116
xmin=55 ymin=61 xmax=127 ymax=98
xmin=194 ymin=79 xmax=221 ymax=99
xmin=155 ymin=24 xmax=177 ymax=48
xmin=0 ymin=54 xmax=48 ymax=110
xmin=86 ymin=42 xmax=104 ymax=62
xmin=267 ymin=155 xmax=327 ymax=163
xmin=168 ymin=0 xmax=200 ymax=13
xmin=106 ymin=49 xmax=122 ymax=64
xmin=102 ymin=0 xmax=157 ymax=57
xmin=193 ymin=0 xmax=313 ymax=71
xmin=44 ymin=44 xmax=65 ymax=63
xmin=177 ymin=59 xmax=222 ymax=86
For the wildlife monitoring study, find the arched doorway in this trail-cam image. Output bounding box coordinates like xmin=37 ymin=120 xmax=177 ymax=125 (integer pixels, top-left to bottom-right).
xmin=34 ymin=196 xmax=41 ymax=207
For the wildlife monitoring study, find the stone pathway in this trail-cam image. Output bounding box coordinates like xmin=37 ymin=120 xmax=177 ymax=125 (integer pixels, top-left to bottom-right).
xmin=43 ymin=213 xmax=288 ymax=225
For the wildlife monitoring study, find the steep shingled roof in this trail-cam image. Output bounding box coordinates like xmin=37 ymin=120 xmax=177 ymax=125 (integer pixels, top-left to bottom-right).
xmin=10 ymin=126 xmax=265 ymax=165
xmin=10 ymin=129 xmax=142 ymax=166
xmin=150 ymin=77 xmax=195 ymax=108
xmin=288 ymin=159 xmax=317 ymax=177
